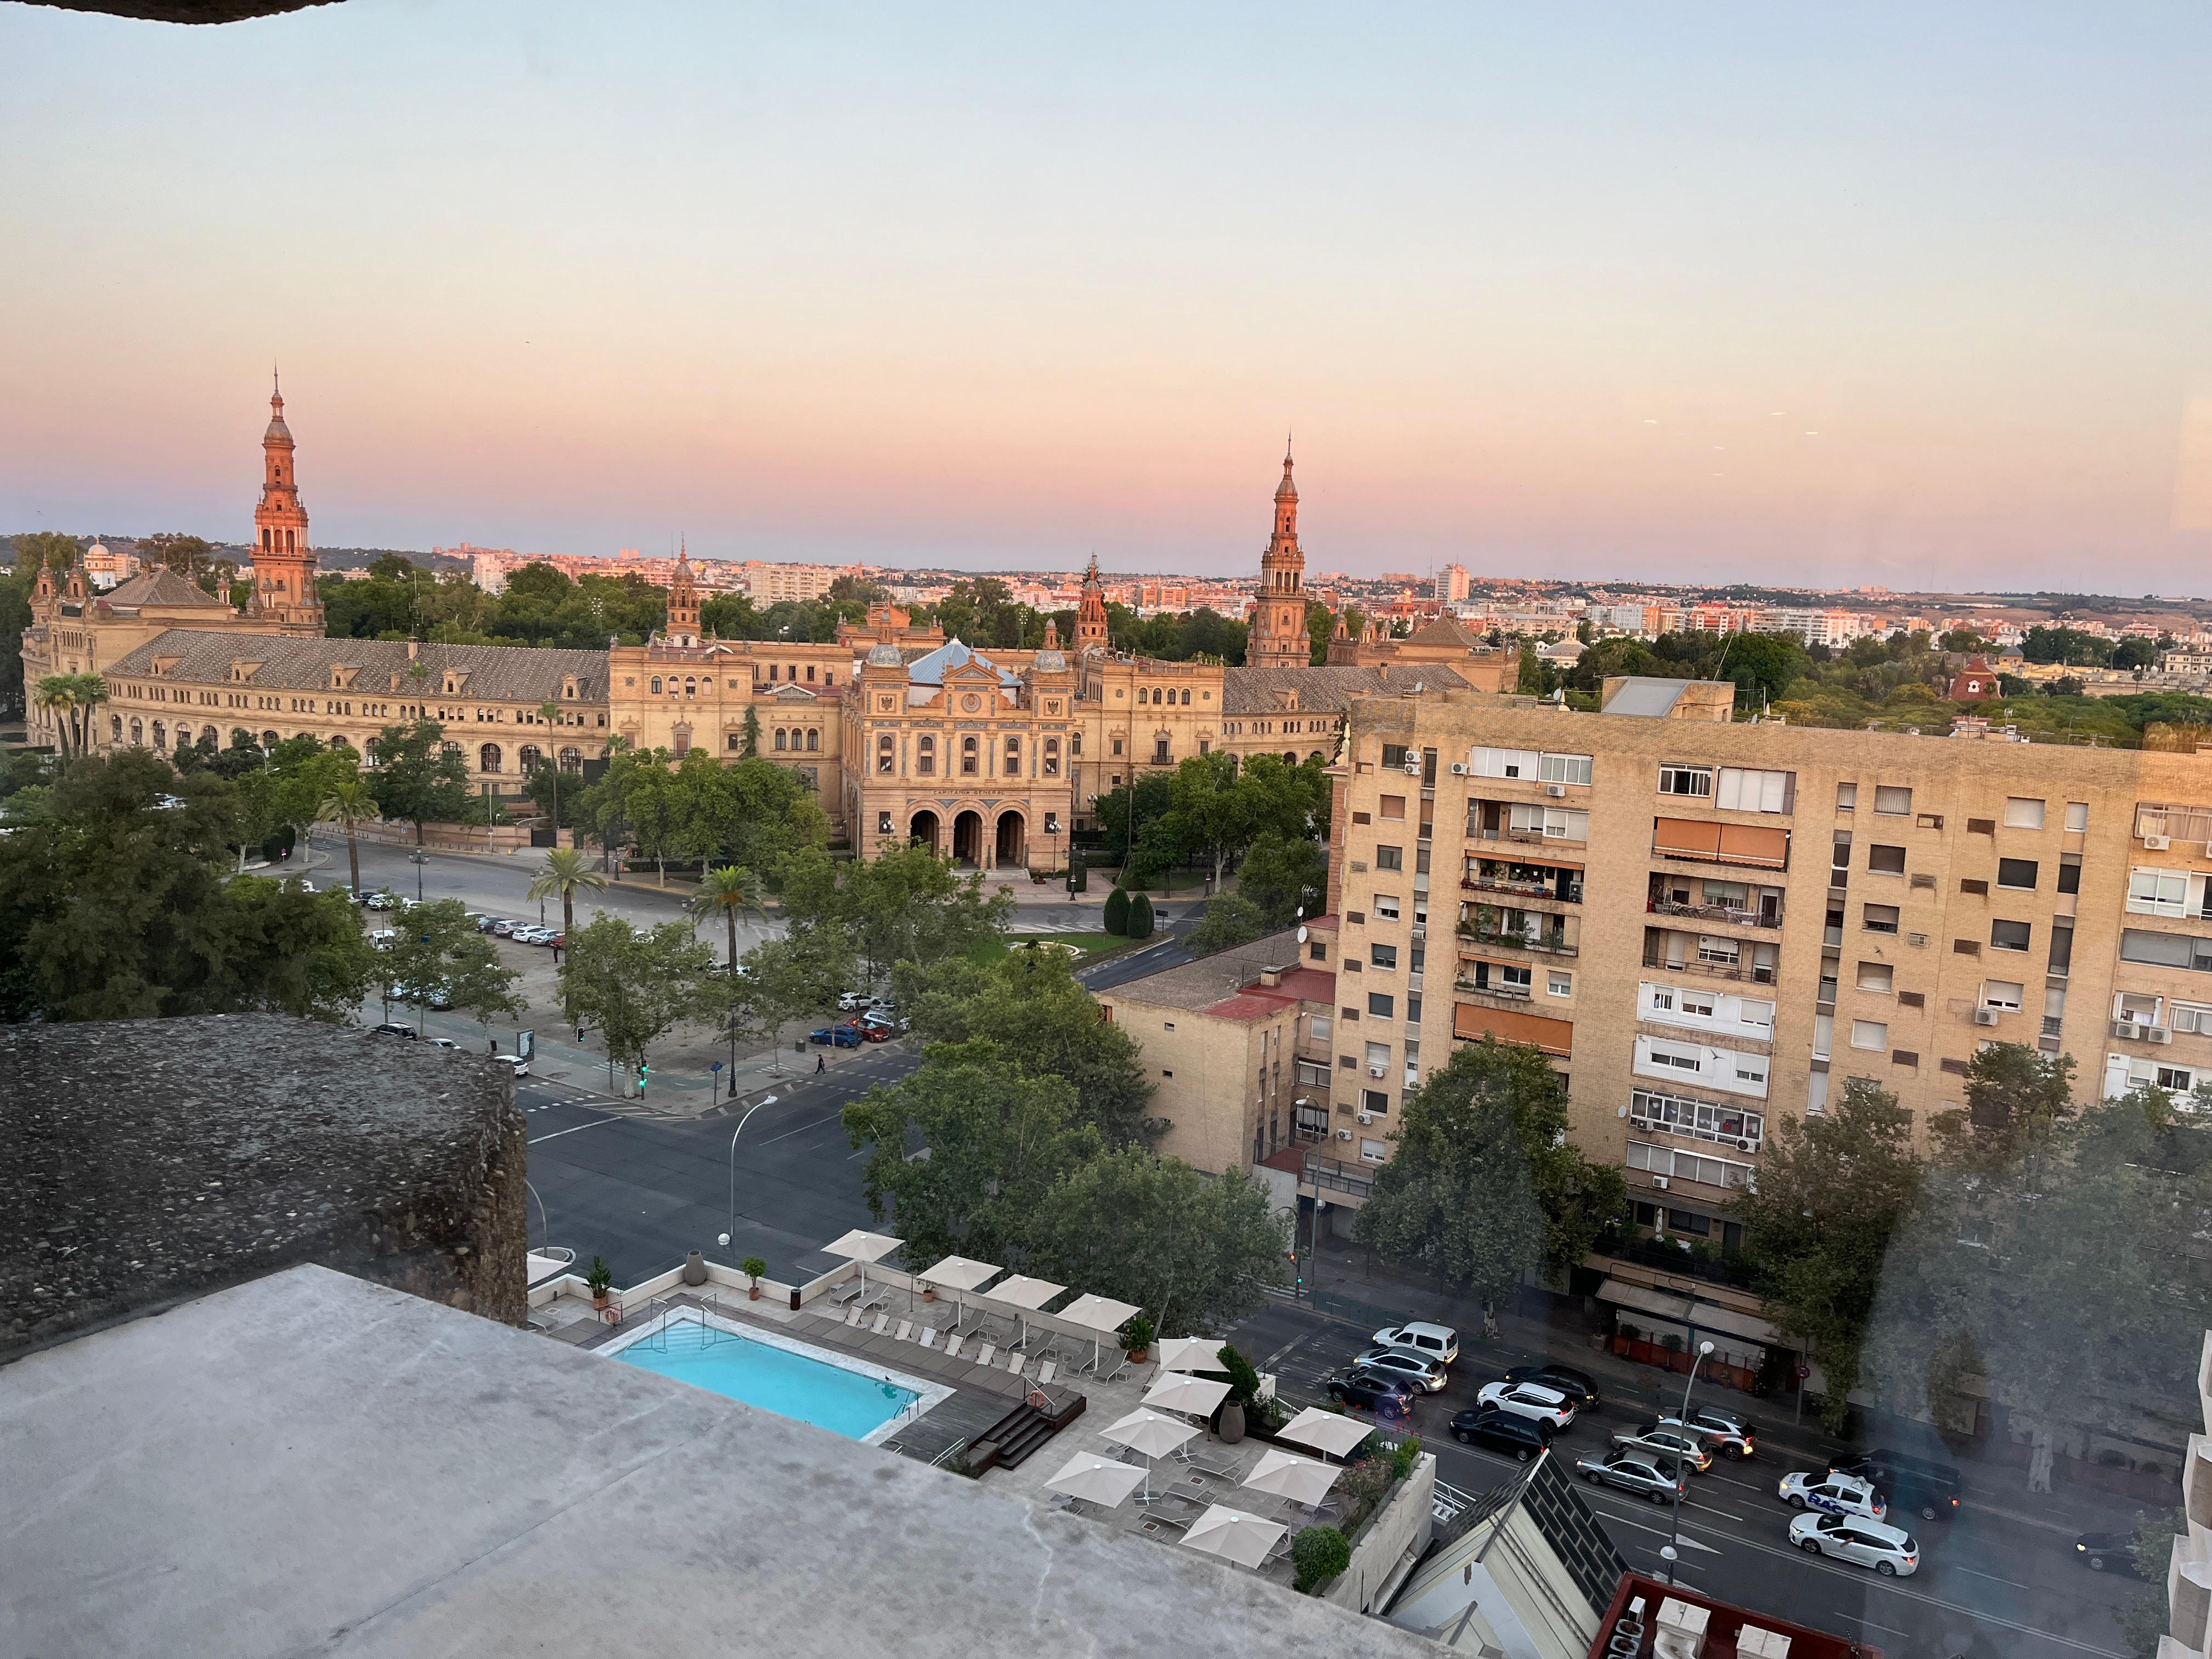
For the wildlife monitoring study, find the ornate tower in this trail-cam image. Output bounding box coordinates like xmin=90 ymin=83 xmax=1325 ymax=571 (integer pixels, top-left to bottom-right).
xmin=1075 ymin=554 xmax=1110 ymax=653
xmin=1246 ymin=439 xmax=1310 ymax=669
xmin=248 ymin=371 xmax=323 ymax=636
xmin=665 ymin=542 xmax=701 ymax=646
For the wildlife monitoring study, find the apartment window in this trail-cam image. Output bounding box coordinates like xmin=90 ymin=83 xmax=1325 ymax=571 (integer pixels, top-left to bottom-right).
xmin=916 ymin=735 xmax=935 ymax=775
xmin=1375 ymin=845 xmax=1404 ymax=871
xmin=1629 ymin=1089 xmax=1765 ymax=1152
xmin=2172 ymin=1002 xmax=2212 ymax=1034
xmin=1867 ymin=844 xmax=1906 ymax=874
xmin=1365 ymin=1041 xmax=1391 ymax=1076
xmin=2064 ymin=802 xmax=2089 ymax=831
xmin=1374 ymin=894 xmax=1401 ymax=920
xmin=1643 ymin=1040 xmax=1702 ymax=1073
xmin=1874 ymin=786 xmax=1912 ymax=815
xmin=1836 ymin=782 xmax=1858 ymax=812
xmin=961 ymin=736 xmax=979 ymax=775
xmin=1982 ymin=980 xmax=2025 ymax=1012
xmin=1850 ymin=1020 xmax=1889 ymax=1052
xmin=1407 ymin=992 xmax=1423 ymax=1023
xmin=1696 ymin=936 xmax=1740 ymax=967
xmin=1997 ymin=858 xmax=2039 ymax=891
xmin=1383 ymin=744 xmax=1412 ymax=770
xmin=1539 ymin=752 xmax=1593 ymax=785
xmin=1856 ymin=962 xmax=1893 ymax=994
xmin=1308 ymin=1013 xmax=1332 ymax=1042
xmin=1990 ymin=919 xmax=2033 ymax=952
xmin=1717 ymin=768 xmax=1794 ymax=812
xmin=1659 ymin=763 xmax=1713 ymax=798
xmin=2057 ymin=854 xmax=2081 ymax=895
xmin=2049 ymin=924 xmax=2075 ymax=977
xmin=2004 ymin=797 xmax=2046 ymax=830
xmin=1831 ymin=831 xmax=1852 ymax=872
xmin=1379 ymin=794 xmax=1406 ymax=820
xmin=1863 ymin=903 xmax=1900 ymax=934
xmin=2129 ymin=869 xmax=2190 ymax=917
xmin=2121 ymin=929 xmax=2212 ymax=973
xmin=1362 ymin=1090 xmax=1390 ymax=1116
xmin=1410 ymin=945 xmax=1425 ymax=975
xmin=1359 ymin=1137 xmax=1387 ymax=1164
xmin=1625 ymin=1139 xmax=1754 ymax=1190
xmin=876 ymin=734 xmax=895 ymax=774
xmin=1548 ymin=971 xmax=1573 ymax=997
xmin=1370 ymin=943 xmax=1398 ymax=970
xmin=1368 ymin=992 xmax=1395 ymax=1018
xmin=1310 ymin=943 xmax=1328 ymax=963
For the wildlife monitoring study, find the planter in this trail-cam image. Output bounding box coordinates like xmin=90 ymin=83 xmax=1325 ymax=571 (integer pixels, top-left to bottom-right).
xmin=592 ymin=1293 xmax=610 ymax=1311
xmin=748 ymin=1283 xmax=761 ymax=1301
xmin=922 ymin=1289 xmax=936 ymax=1303
xmin=681 ymin=1251 xmax=708 ymax=1286
xmin=1218 ymin=1401 xmax=1246 ymax=1444
xmin=1127 ymin=1346 xmax=1149 ymax=1364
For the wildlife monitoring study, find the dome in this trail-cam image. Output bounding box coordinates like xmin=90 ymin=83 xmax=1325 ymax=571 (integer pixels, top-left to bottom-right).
xmin=866 ymin=641 xmax=905 ymax=669
xmin=87 ymin=541 xmax=109 ymax=559
xmin=1032 ymin=648 xmax=1067 ymax=673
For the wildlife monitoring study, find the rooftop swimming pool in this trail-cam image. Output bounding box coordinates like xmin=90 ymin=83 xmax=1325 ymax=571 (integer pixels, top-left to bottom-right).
xmin=603 ymin=1310 xmax=947 ymax=1443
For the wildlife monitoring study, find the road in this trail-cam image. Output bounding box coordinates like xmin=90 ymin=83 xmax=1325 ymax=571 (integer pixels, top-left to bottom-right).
xmin=1229 ymin=1299 xmax=2136 ymax=1659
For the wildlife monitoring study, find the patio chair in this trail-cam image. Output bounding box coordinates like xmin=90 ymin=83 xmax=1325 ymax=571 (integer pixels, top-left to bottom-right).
xmin=1095 ymin=1350 xmax=1131 ymax=1383
xmin=1005 ymin=1350 xmax=1029 ymax=1378
xmin=1036 ymin=1361 xmax=1057 ymax=1387
xmin=870 ymin=1312 xmax=891 ymax=1336
xmin=943 ymin=1334 xmax=965 ymax=1361
xmin=974 ymin=1343 xmax=997 ymax=1368
xmin=918 ymin=1325 xmax=941 ymax=1351
xmin=893 ymin=1319 xmax=914 ymax=1342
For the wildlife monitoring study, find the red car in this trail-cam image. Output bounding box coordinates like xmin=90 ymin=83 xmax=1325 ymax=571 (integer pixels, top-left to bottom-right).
xmin=855 ymin=1020 xmax=891 ymax=1042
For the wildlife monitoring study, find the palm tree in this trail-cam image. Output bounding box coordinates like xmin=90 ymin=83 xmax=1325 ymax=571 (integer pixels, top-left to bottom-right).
xmin=70 ymin=674 xmax=109 ymax=755
xmin=689 ymin=864 xmax=764 ymax=968
xmin=319 ymin=778 xmax=380 ymax=900
xmin=535 ymin=698 xmax=566 ymax=834
xmin=528 ymin=845 xmax=610 ymax=941
xmin=33 ymin=675 xmax=78 ymax=759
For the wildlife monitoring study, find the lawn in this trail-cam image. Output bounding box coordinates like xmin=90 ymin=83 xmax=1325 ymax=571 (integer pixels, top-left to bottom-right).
xmin=967 ymin=932 xmax=1124 ymax=964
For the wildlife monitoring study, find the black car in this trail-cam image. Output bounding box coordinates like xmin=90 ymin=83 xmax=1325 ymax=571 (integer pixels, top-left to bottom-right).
xmin=1325 ymin=1368 xmax=1418 ymax=1419
xmin=2075 ymin=1532 xmax=2143 ymax=1576
xmin=1830 ymin=1447 xmax=1962 ymax=1523
xmin=1451 ymin=1407 xmax=1551 ymax=1462
xmin=1503 ymin=1363 xmax=1601 ymax=1409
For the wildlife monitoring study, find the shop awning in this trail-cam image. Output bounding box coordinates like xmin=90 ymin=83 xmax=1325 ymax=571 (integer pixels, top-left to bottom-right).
xmin=1595 ymin=1278 xmax=1786 ymax=1347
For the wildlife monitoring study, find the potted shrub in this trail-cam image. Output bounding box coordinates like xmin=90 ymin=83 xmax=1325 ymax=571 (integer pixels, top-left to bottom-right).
xmin=1290 ymin=1525 xmax=1350 ymax=1594
xmin=1121 ymin=1312 xmax=1155 ymax=1363
xmin=741 ymin=1256 xmax=769 ymax=1301
xmin=585 ymin=1256 xmax=613 ymax=1310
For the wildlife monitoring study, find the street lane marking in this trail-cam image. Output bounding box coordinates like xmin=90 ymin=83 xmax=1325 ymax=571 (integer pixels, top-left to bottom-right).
xmin=527 ymin=1118 xmax=621 ymax=1146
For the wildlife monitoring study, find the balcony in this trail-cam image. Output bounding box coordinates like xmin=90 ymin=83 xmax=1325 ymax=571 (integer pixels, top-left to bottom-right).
xmin=1301 ymin=1152 xmax=1376 ymax=1201
xmin=1642 ymin=950 xmax=1777 ymax=987
xmin=1645 ymin=897 xmax=1782 ymax=930
xmin=1458 ymin=912 xmax=1578 ymax=957
xmin=1454 ymin=978 xmax=1534 ymax=1007
xmin=1462 ymin=865 xmax=1584 ymax=905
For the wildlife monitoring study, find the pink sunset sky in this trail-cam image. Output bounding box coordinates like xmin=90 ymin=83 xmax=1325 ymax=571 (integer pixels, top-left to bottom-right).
xmin=3 ymin=3 xmax=2210 ymax=591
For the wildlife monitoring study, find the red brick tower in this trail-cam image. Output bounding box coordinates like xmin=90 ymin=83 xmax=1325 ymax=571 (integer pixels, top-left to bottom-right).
xmin=1246 ymin=439 xmax=1309 ymax=669
xmin=248 ymin=371 xmax=323 ymax=636
xmin=1075 ymin=554 xmax=1110 ymax=653
xmin=666 ymin=541 xmax=701 ymax=646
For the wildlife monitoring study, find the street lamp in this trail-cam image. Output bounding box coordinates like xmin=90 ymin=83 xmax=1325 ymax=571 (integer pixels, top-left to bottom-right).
xmin=716 ymin=1093 xmax=780 ymax=1265
xmin=409 ymin=849 xmax=430 ymax=904
xmin=1663 ymin=1339 xmax=1716 ymax=1583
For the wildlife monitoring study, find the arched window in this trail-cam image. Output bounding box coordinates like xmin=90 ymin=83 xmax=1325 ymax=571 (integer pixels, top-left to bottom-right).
xmin=151 ymin=720 xmax=165 ymax=748
xmin=261 ymin=528 xmax=271 ymax=553
xmin=877 ymin=734 xmax=894 ymax=774
xmin=129 ymin=718 xmax=143 ymax=745
xmin=1069 ymin=731 xmax=1082 ymax=755
xmin=917 ymin=735 xmax=935 ymax=775
xmin=1003 ymin=736 xmax=1020 ymax=774
xmin=1180 ymin=689 xmax=1190 ymax=705
xmin=806 ymin=728 xmax=820 ymax=752
xmin=1043 ymin=737 xmax=1060 ymax=776
xmin=684 ymin=678 xmax=696 ymax=697
xmin=651 ymin=676 xmax=663 ymax=695
xmin=263 ymin=730 xmax=279 ymax=749
xmin=822 ymin=670 xmax=833 ymax=687
xmin=559 ymin=746 xmax=581 ymax=771
xmin=111 ymin=714 xmax=123 ymax=741
xmin=285 ymin=528 xmax=295 ymax=553
xmin=441 ymin=740 xmax=460 ymax=759
xmin=479 ymin=743 xmax=503 ymax=774
xmin=518 ymin=744 xmax=541 ymax=773
xmin=961 ymin=736 xmax=978 ymax=775
xmin=774 ymin=729 xmax=788 ymax=752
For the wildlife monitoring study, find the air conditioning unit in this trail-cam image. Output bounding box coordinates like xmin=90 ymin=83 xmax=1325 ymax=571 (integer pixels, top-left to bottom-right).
xmin=1449 ymin=762 xmax=1469 ymax=776
xmin=1357 ymin=1110 xmax=1375 ymax=1125
xmin=2148 ymin=1026 xmax=2174 ymax=1045
xmin=1367 ymin=1064 xmax=1386 ymax=1078
xmin=1404 ymin=759 xmax=1422 ymax=776
xmin=1973 ymin=1007 xmax=2000 ymax=1026
xmin=1736 ymin=1137 xmax=1756 ymax=1153
xmin=1651 ymin=1175 xmax=1670 ymax=1190
xmin=1545 ymin=783 xmax=1567 ymax=798
xmin=1336 ymin=1127 xmax=1353 ymax=1142
xmin=2112 ymin=1018 xmax=2143 ymax=1039
xmin=2145 ymin=835 xmax=2171 ymax=850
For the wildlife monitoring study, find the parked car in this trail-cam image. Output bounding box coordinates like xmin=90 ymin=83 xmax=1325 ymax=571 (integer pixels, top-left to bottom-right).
xmin=855 ymin=1022 xmax=892 ymax=1043
xmin=810 ymin=1025 xmax=863 ymax=1048
xmin=1369 ymin=1321 xmax=1459 ymax=1368
xmin=492 ymin=1053 xmax=531 ymax=1078
xmin=1323 ymin=1368 xmax=1417 ymax=1418
xmin=463 ymin=912 xmax=488 ymax=928
xmin=1449 ymin=1408 xmax=1551 ymax=1462
xmin=544 ymin=933 xmax=566 ymax=950
xmin=2075 ymin=1531 xmax=2143 ymax=1576
xmin=1611 ymin=1424 xmax=1714 ymax=1474
xmin=426 ymin=1037 xmax=462 ymax=1051
xmin=837 ymin=991 xmax=878 ymax=1012
xmin=475 ymin=915 xmax=504 ymax=932
xmin=1655 ymin=1407 xmax=1757 ymax=1461
xmin=1576 ymin=1449 xmax=1684 ymax=1504
xmin=1502 ymin=1363 xmax=1600 ymax=1409
xmin=489 ymin=919 xmax=520 ymax=936
xmin=516 ymin=927 xmax=554 ymax=945
xmin=370 ymin=1022 xmax=416 ymax=1040
xmin=1829 ymin=1448 xmax=1962 ymax=1523
xmin=1778 ymin=1470 xmax=1887 ymax=1522
xmin=862 ymin=1009 xmax=907 ymax=1034
xmin=364 ymin=891 xmax=396 ymax=911
xmin=1789 ymin=1512 xmax=1919 ymax=1577
xmin=368 ymin=929 xmax=398 ymax=949
xmin=1355 ymin=1346 xmax=1451 ymax=1393
xmin=1475 ymin=1381 xmax=1577 ymax=1431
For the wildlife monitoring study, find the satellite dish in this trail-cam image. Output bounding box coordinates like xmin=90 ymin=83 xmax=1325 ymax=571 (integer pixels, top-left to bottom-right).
xmin=1296 ymin=925 xmax=1309 ymax=943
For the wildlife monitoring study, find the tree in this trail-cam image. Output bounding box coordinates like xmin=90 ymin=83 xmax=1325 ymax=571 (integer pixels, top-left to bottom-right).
xmin=1184 ymin=891 xmax=1265 ymax=957
xmin=1713 ymin=632 xmax=1805 ymax=706
xmin=12 ymin=530 xmax=80 ymax=575
xmin=890 ymin=951 xmax=1159 ymax=1147
xmin=33 ymin=676 xmax=82 ymax=759
xmin=738 ymin=703 xmax=761 ymax=758
xmin=558 ymin=915 xmax=721 ymax=1075
xmin=143 ymin=532 xmax=216 ymax=583
xmin=1735 ymin=1076 xmax=1922 ymax=1431
xmin=1291 ymin=1526 xmax=1350 ymax=1593
xmin=687 ymin=863 xmax=763 ymax=969
xmin=533 ymin=699 xmax=569 ymax=826
xmin=318 ymin=778 xmax=380 ymax=899
xmin=365 ymin=718 xmax=470 ymax=842
xmin=1102 ymin=886 xmax=1130 ymax=935
xmin=1025 ymin=1148 xmax=1289 ymax=1336
xmin=0 ymin=750 xmax=376 ymax=1023
xmin=1235 ymin=830 xmax=1327 ymax=928
xmin=1929 ymin=1041 xmax=2075 ymax=1172
xmin=778 ymin=845 xmax=1010 ymax=983
xmin=529 ymin=846 xmax=611 ymax=941
xmin=1126 ymin=891 xmax=1155 ymax=939
xmin=732 ymin=923 xmax=858 ymax=1070
xmin=381 ymin=898 xmax=524 ymax=1040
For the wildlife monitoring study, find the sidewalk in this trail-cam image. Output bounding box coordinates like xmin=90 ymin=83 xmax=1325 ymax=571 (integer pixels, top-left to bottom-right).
xmin=1295 ymin=1245 xmax=2154 ymax=1534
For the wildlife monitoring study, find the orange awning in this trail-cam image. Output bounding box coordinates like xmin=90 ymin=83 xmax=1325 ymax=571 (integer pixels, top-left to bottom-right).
xmin=1453 ymin=1002 xmax=1574 ymax=1058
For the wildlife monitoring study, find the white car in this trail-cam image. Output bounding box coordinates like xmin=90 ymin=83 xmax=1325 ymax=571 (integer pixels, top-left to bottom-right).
xmin=1370 ymin=1321 xmax=1459 ymax=1368
xmin=837 ymin=991 xmax=879 ymax=1012
xmin=1789 ymin=1511 xmax=1919 ymax=1577
xmin=492 ymin=1054 xmax=531 ymax=1078
xmin=1779 ymin=1470 xmax=1887 ymax=1522
xmin=1355 ymin=1347 xmax=1451 ymax=1393
xmin=426 ymin=1037 xmax=462 ymax=1052
xmin=1475 ymin=1381 xmax=1576 ymax=1430
xmin=368 ymin=929 xmax=398 ymax=949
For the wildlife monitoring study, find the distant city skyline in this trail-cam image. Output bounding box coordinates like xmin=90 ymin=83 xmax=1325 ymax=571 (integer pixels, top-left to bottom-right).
xmin=4 ymin=4 xmax=2210 ymax=593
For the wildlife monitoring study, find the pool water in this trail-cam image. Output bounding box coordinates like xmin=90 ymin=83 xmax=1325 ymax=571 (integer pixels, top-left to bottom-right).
xmin=612 ymin=1319 xmax=922 ymax=1441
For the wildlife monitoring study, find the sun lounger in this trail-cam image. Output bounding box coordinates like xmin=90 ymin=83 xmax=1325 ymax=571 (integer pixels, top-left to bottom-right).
xmin=1137 ymin=1514 xmax=1189 ymax=1537
xmin=1036 ymin=1361 xmax=1057 ymax=1386
xmin=974 ymin=1343 xmax=996 ymax=1368
xmin=943 ymin=1334 xmax=964 ymax=1360
xmin=843 ymin=1304 xmax=864 ymax=1328
xmin=893 ymin=1319 xmax=914 ymax=1342
xmin=1006 ymin=1350 xmax=1028 ymax=1377
xmin=918 ymin=1325 xmax=940 ymax=1351
xmin=870 ymin=1312 xmax=890 ymax=1336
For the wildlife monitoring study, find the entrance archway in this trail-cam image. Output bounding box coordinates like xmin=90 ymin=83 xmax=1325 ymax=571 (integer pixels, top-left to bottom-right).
xmin=910 ymin=809 xmax=941 ymax=855
xmin=951 ymin=809 xmax=983 ymax=867
xmin=995 ymin=810 xmax=1026 ymax=870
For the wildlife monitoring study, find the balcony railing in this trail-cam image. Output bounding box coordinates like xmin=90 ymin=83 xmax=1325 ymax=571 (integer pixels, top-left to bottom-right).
xmin=1643 ymin=952 xmax=1777 ymax=986
xmin=1646 ymin=898 xmax=1782 ymax=930
xmin=1302 ymin=1152 xmax=1376 ymax=1198
xmin=1458 ymin=920 xmax=1578 ymax=957
xmin=1454 ymin=979 xmax=1534 ymax=1004
xmin=1464 ymin=873 xmax=1585 ymax=905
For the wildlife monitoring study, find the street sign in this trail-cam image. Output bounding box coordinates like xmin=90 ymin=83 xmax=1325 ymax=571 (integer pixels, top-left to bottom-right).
xmin=518 ymin=1030 xmax=534 ymax=1060
xmin=1796 ymin=1363 xmax=1810 ymax=1380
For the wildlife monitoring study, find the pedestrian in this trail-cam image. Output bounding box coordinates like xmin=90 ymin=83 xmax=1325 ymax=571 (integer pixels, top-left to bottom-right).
xmin=487 ymin=1035 xmax=496 ymax=1057
xmin=1481 ymin=1299 xmax=1499 ymax=1341
xmin=815 ymin=1053 xmax=826 ymax=1074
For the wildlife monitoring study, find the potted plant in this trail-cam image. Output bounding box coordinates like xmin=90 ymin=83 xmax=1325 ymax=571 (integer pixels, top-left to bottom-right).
xmin=1121 ymin=1312 xmax=1155 ymax=1363
xmin=585 ymin=1256 xmax=613 ymax=1310
xmin=741 ymin=1256 xmax=769 ymax=1301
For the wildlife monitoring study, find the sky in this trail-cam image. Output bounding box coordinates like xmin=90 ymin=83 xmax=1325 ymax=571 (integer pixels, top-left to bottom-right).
xmin=4 ymin=2 xmax=2211 ymax=593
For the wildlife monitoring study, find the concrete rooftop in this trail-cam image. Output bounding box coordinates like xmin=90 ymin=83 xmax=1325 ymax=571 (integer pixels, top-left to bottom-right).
xmin=1 ymin=1265 xmax=1443 ymax=1658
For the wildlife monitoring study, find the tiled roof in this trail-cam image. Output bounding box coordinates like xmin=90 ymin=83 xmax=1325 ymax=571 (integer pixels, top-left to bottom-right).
xmin=1101 ymin=928 xmax=1327 ymax=1014
xmin=100 ymin=568 xmax=228 ymax=611
xmin=104 ymin=629 xmax=611 ymax=701
xmin=1403 ymin=616 xmax=1491 ymax=651
xmin=1222 ymin=663 xmax=1468 ymax=714
xmin=1600 ymin=676 xmax=1692 ymax=716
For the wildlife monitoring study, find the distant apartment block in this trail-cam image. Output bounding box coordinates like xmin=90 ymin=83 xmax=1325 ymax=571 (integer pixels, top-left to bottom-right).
xmin=1434 ymin=563 xmax=1471 ymax=604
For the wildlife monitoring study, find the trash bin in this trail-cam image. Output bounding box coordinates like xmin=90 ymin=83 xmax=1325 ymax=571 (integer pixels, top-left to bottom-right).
xmin=795 ymin=1039 xmax=806 ymax=1053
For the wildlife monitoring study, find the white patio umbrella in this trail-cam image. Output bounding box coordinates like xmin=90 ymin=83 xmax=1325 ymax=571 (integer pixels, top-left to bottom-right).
xmin=820 ymin=1228 xmax=901 ymax=1308
xmin=1142 ymin=1372 xmax=1231 ymax=1422
xmin=1057 ymin=1292 xmax=1141 ymax=1373
xmin=1100 ymin=1407 xmax=1198 ymax=1503
xmin=983 ymin=1273 xmax=1063 ymax=1350
xmin=1181 ymin=1504 xmax=1289 ymax=1571
xmin=1042 ymin=1451 xmax=1146 ymax=1513
xmin=1278 ymin=1406 xmax=1375 ymax=1464
xmin=1154 ymin=1336 xmax=1227 ymax=1374
xmin=917 ymin=1254 xmax=1000 ymax=1331
xmin=1241 ymin=1446 xmax=1342 ymax=1515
